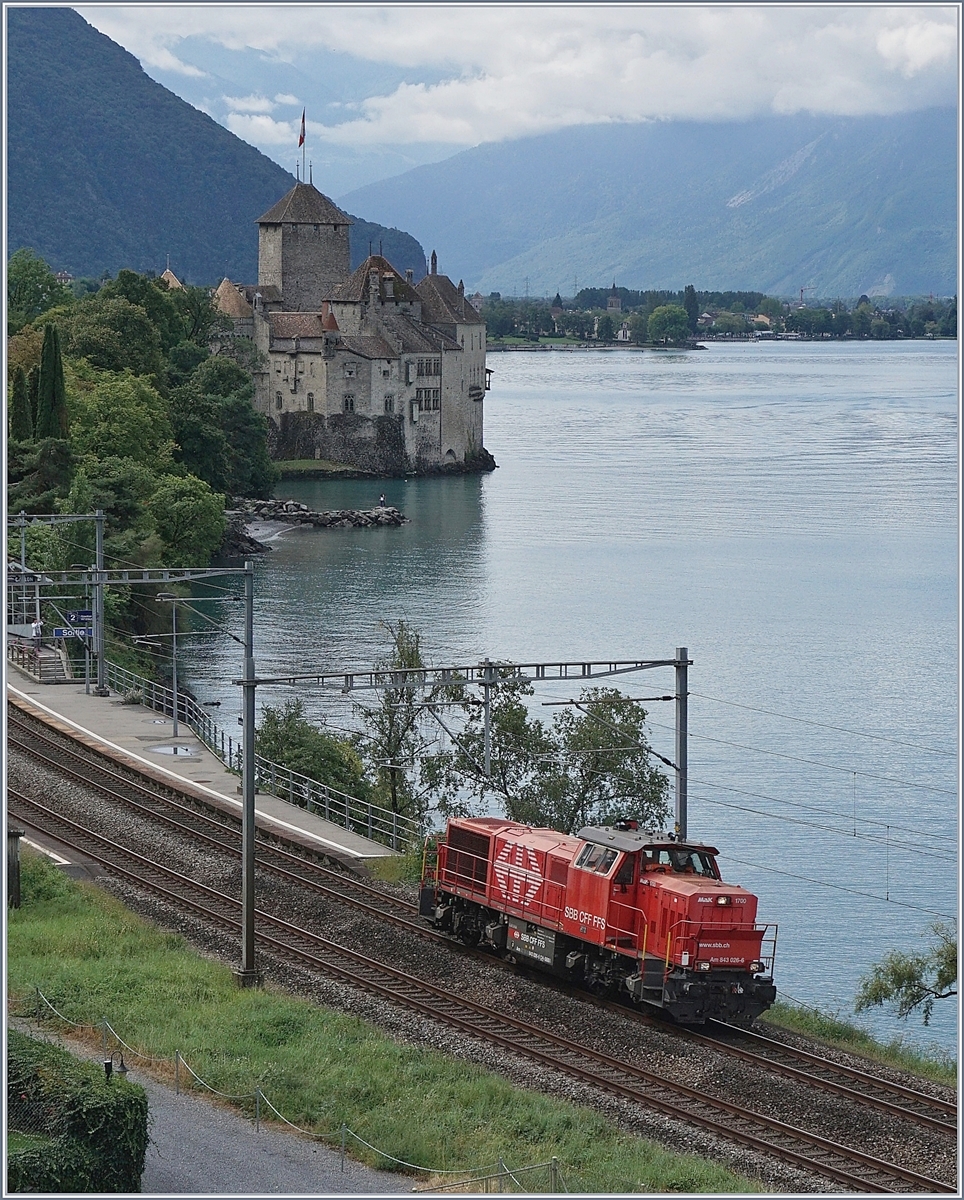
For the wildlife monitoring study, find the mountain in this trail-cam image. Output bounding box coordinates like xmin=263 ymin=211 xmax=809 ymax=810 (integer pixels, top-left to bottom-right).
xmin=340 ymin=111 xmax=957 ymax=298
xmin=5 ymin=8 xmax=426 ymax=285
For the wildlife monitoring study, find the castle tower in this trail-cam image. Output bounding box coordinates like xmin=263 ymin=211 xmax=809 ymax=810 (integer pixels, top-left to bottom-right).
xmin=256 ymin=181 xmax=352 ymax=312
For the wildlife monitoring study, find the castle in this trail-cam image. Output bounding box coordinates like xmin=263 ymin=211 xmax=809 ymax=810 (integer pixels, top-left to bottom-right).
xmin=214 ymin=181 xmax=492 ymax=475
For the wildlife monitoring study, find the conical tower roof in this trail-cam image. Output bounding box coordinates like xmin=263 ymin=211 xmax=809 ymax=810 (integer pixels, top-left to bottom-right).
xmin=256 ymin=181 xmax=351 ymax=226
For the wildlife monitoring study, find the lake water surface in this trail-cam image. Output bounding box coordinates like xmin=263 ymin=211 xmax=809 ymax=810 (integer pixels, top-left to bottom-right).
xmin=187 ymin=340 xmax=958 ymax=1056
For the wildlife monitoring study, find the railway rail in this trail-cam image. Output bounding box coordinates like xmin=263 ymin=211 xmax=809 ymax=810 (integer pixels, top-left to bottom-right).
xmin=8 ymin=781 xmax=956 ymax=1194
xmin=8 ymin=706 xmax=958 ymax=1191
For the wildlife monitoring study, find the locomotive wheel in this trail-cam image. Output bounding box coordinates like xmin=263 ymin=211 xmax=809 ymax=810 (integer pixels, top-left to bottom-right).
xmin=458 ymin=927 xmax=481 ymax=947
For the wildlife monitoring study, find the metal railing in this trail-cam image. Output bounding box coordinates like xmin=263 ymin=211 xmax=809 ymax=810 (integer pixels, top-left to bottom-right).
xmin=103 ymin=661 xmax=419 ymax=851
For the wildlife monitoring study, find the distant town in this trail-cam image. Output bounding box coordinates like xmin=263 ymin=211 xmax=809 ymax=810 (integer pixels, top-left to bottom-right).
xmin=478 ymin=286 xmax=957 ymax=346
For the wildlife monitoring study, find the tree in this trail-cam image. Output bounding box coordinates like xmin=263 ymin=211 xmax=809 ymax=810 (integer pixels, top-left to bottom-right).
xmin=6 ymin=248 xmax=71 ymax=332
xmin=423 ymin=682 xmax=670 ymax=833
xmin=9 ymin=366 xmax=33 ymax=440
xmin=595 ymin=313 xmax=615 ymax=342
xmin=256 ymin=700 xmax=368 ymax=801
xmin=65 ymin=296 xmax=165 ymax=378
xmin=648 ymin=304 xmax=691 ymax=345
xmin=711 ymin=312 xmax=749 ymax=337
xmin=854 ymin=922 xmax=957 ymax=1025
xmin=146 ymin=475 xmax=225 ymax=566
xmin=7 ymin=438 xmax=73 ymax=513
xmin=357 ymin=621 xmax=437 ymax=821
xmin=98 ymin=269 xmax=186 ymax=353
xmin=170 ymin=357 xmax=277 ymax=498
xmin=35 ymin=324 xmax=69 ymax=439
xmin=626 ymin=313 xmax=649 ymax=345
xmin=26 ymin=365 xmax=40 ymax=432
xmin=683 ymin=284 xmax=699 ymax=334
xmin=70 ymin=373 xmax=174 ymax=470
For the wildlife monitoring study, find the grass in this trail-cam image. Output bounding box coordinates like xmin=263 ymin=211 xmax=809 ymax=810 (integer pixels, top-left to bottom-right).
xmin=762 ymin=1001 xmax=956 ymax=1086
xmin=366 ymin=843 xmax=425 ymax=884
xmin=7 ymin=852 xmax=760 ymax=1193
xmin=274 ymin=459 xmax=380 ymax=478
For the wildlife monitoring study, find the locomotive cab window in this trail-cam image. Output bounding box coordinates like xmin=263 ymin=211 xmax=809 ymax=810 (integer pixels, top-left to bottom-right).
xmin=614 ymin=853 xmax=635 ymax=885
xmin=575 ymin=843 xmax=619 ymax=875
xmin=655 ymin=849 xmax=719 ymax=877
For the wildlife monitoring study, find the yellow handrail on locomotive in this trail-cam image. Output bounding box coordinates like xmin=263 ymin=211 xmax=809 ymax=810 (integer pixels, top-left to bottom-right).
xmin=421 ymin=835 xmax=440 ymax=888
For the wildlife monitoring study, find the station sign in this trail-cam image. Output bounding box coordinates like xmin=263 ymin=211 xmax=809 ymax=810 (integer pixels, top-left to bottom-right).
xmin=53 ymin=627 xmax=92 ymax=639
xmin=65 ymin=610 xmax=93 ymax=623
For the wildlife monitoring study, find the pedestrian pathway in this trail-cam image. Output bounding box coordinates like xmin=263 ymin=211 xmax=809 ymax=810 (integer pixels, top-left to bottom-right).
xmin=7 ymin=663 xmax=396 ymax=862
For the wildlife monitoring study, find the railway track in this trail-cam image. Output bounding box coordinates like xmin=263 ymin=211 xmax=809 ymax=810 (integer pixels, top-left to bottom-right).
xmin=9 ymin=706 xmax=958 ymax=1189
xmin=7 ymin=784 xmax=955 ymax=1195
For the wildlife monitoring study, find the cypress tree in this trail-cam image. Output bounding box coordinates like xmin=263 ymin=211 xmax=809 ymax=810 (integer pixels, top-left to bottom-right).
xmin=683 ymin=284 xmax=699 ymax=334
xmin=27 ymin=364 xmax=40 ymax=431
xmin=9 ymin=365 xmax=33 ymax=440
xmin=35 ymin=323 xmax=69 ymax=439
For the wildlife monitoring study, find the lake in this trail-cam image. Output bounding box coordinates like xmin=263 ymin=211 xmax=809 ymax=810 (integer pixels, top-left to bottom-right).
xmin=186 ymin=340 xmax=959 ymax=1056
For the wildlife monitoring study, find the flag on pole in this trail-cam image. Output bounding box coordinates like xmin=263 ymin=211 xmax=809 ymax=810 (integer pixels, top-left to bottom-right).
xmin=298 ymin=108 xmax=306 ymax=148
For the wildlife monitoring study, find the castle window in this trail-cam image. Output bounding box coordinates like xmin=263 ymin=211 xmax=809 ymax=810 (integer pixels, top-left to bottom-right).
xmin=343 ymin=394 xmax=355 ymax=413
xmin=383 ymin=368 xmax=391 ymax=379
xmin=344 ymin=363 xmax=356 ymax=378
xmin=307 ymin=392 xmax=314 ymax=412
xmin=275 ymin=393 xmax=283 ymax=410
xmin=275 ymin=362 xmax=281 ymax=372
xmin=384 ymin=395 xmax=395 ymax=413
xmin=416 ymin=387 xmax=441 ymax=412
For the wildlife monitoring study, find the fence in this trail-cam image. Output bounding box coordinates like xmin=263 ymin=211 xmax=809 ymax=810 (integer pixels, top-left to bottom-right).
xmin=103 ymin=660 xmax=420 ymax=851
xmin=17 ymin=991 xmax=568 ymax=1193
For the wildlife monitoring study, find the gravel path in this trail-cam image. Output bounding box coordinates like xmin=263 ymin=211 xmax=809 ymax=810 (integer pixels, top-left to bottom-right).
xmin=137 ymin=1071 xmax=412 ymax=1195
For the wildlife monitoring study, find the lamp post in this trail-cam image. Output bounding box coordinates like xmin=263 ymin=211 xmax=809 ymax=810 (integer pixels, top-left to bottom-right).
xmin=156 ymin=593 xmax=180 ymax=738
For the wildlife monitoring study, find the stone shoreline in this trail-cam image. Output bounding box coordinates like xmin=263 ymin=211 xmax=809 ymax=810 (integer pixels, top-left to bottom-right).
xmin=216 ymin=500 xmax=405 ymax=559
xmin=235 ymin=498 xmax=405 ymax=528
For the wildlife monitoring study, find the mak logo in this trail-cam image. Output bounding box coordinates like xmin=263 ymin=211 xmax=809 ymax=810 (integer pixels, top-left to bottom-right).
xmin=493 ymin=842 xmax=543 ymax=907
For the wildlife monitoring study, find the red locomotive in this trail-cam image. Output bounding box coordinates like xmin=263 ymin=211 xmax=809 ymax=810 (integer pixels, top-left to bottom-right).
xmin=420 ymin=817 xmax=777 ymax=1025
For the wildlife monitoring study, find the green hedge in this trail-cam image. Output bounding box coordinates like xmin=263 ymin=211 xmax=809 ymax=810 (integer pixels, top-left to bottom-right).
xmin=7 ymin=1030 xmax=148 ymax=1193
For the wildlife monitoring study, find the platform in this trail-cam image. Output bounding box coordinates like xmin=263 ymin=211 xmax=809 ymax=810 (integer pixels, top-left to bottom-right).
xmin=6 ymin=666 xmax=397 ymax=862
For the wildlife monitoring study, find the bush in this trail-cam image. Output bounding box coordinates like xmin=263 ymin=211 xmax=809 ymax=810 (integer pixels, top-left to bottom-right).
xmin=6 ymin=1030 xmax=148 ymax=1192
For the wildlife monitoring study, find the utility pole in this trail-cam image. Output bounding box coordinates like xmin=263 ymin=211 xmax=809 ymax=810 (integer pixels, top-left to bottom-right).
xmin=236 ymin=560 xmax=261 ymax=987
xmin=93 ymin=509 xmax=108 ymax=695
xmin=480 ymin=658 xmax=497 ymax=776
xmin=675 ymin=647 xmax=689 ymax=840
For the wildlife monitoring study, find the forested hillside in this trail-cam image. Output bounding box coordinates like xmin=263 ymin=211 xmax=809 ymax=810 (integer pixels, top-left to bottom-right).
xmin=341 ymin=109 xmax=957 ymax=297
xmin=5 ymin=8 xmax=425 ymax=284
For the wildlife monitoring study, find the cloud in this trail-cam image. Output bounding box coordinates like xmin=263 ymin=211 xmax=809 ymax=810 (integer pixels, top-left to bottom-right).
xmin=274 ymin=93 xmax=300 ymax=106
xmin=223 ymin=93 xmax=276 ymax=113
xmin=225 ymin=112 xmax=300 ymax=145
xmin=77 ymin=5 xmax=959 ymax=147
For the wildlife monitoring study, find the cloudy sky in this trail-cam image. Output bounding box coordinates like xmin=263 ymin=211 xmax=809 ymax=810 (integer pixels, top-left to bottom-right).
xmin=77 ymin=5 xmax=959 ymax=195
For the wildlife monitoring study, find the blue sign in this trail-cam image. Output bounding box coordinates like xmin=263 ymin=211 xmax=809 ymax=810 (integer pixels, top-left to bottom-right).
xmin=65 ymin=610 xmax=93 ymax=623
xmin=53 ymin=627 xmax=92 ymax=639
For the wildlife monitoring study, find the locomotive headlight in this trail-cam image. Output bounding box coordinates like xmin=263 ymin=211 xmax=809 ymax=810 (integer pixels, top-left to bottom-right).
xmin=749 ymin=961 xmax=763 ymax=974
xmin=716 ymin=895 xmax=731 ymax=905
xmin=697 ymin=961 xmax=711 ymax=971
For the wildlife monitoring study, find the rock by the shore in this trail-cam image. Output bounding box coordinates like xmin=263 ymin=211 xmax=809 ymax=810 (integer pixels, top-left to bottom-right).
xmin=232 ymin=498 xmax=406 ymax=529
